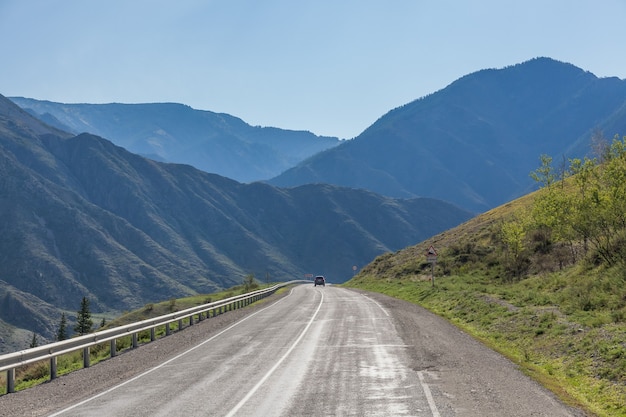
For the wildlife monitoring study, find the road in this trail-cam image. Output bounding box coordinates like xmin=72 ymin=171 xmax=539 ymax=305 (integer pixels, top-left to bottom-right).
xmin=1 ymin=285 xmax=586 ymax=416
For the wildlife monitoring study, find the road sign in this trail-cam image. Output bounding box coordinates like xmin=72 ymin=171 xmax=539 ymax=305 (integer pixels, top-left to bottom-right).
xmin=426 ymin=246 xmax=438 ymax=263
xmin=425 ymin=245 xmax=438 ymax=287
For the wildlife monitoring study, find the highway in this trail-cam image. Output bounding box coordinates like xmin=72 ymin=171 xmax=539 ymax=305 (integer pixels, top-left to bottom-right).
xmin=2 ymin=285 xmax=585 ymax=416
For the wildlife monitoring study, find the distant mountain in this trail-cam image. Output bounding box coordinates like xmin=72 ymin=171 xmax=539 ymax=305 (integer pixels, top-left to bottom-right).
xmin=269 ymin=58 xmax=626 ymax=213
xmin=9 ymin=98 xmax=341 ymax=183
xmin=0 ymin=94 xmax=472 ymax=352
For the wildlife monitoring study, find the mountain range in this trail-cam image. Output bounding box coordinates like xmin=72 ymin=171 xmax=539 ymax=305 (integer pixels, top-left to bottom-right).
xmin=14 ymin=59 xmax=626 ymax=214
xmin=8 ymin=98 xmax=340 ymax=183
xmin=269 ymin=58 xmax=626 ymax=212
xmin=0 ymin=94 xmax=471 ymax=352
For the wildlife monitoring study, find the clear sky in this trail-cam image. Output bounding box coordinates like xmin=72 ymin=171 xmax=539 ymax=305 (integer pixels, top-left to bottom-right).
xmin=1 ymin=0 xmax=625 ymax=139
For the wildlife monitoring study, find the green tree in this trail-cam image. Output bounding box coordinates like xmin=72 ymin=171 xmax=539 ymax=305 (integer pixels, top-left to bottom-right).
xmin=57 ymin=312 xmax=68 ymax=341
xmin=243 ymin=273 xmax=258 ymax=292
xmin=500 ymin=214 xmax=530 ymax=279
xmin=74 ymin=297 xmax=93 ymax=336
xmin=29 ymin=332 xmax=38 ymax=348
xmin=530 ymin=154 xmax=557 ymax=188
xmin=530 ymin=135 xmax=626 ymax=266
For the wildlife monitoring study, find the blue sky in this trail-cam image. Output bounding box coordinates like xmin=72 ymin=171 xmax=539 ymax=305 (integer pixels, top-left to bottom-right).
xmin=1 ymin=0 xmax=625 ymax=139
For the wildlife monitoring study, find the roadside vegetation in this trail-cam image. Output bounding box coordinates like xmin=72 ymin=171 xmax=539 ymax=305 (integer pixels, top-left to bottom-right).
xmin=345 ymin=135 xmax=626 ymax=417
xmin=0 ymin=277 xmax=270 ymax=395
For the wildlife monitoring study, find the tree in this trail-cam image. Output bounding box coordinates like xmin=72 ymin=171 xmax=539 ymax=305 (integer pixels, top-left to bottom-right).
xmin=57 ymin=312 xmax=68 ymax=341
xmin=243 ymin=273 xmax=258 ymax=292
xmin=29 ymin=332 xmax=38 ymax=348
xmin=530 ymin=154 xmax=557 ymax=188
xmin=500 ymin=214 xmax=530 ymax=279
xmin=74 ymin=297 xmax=93 ymax=336
xmin=530 ymin=135 xmax=626 ymax=266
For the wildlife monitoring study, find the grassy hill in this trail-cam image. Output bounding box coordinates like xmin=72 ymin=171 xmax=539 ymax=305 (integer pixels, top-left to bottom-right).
xmin=344 ymin=160 xmax=626 ymax=416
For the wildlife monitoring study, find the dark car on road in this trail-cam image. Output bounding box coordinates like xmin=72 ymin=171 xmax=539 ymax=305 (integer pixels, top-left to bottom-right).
xmin=314 ymin=276 xmax=325 ymax=287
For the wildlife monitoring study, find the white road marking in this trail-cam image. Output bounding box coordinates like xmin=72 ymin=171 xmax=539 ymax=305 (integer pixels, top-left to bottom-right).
xmin=418 ymin=371 xmax=441 ymax=417
xmin=48 ymin=288 xmax=299 ymax=417
xmin=224 ymin=290 xmax=325 ymax=417
xmin=360 ymin=293 xmax=390 ymax=316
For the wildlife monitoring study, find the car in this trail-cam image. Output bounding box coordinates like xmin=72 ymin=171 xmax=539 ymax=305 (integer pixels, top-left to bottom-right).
xmin=314 ymin=276 xmax=325 ymax=287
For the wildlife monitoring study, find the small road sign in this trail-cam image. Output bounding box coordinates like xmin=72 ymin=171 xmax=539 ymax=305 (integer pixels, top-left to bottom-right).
xmin=426 ymin=246 xmax=438 ymax=287
xmin=426 ymin=246 xmax=438 ymax=263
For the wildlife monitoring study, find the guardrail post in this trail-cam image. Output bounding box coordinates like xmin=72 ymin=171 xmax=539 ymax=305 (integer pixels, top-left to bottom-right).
xmin=7 ymin=368 xmax=15 ymax=393
xmin=83 ymin=347 xmax=90 ymax=368
xmin=110 ymin=339 xmax=117 ymax=357
xmin=150 ymin=327 xmax=156 ymax=341
xmin=165 ymin=322 xmax=171 ymax=336
xmin=132 ymin=333 xmax=138 ymax=348
xmin=189 ymin=315 xmax=194 ymax=326
xmin=178 ymin=319 xmax=183 ymax=331
xmin=50 ymin=356 xmax=57 ymax=380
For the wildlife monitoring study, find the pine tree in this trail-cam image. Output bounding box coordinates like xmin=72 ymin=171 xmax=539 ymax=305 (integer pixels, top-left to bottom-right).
xmin=74 ymin=297 xmax=93 ymax=336
xmin=57 ymin=312 xmax=68 ymax=341
xmin=29 ymin=331 xmax=38 ymax=348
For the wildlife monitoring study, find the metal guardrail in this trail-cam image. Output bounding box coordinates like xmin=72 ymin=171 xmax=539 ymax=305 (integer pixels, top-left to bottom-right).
xmin=0 ymin=280 xmax=308 ymax=394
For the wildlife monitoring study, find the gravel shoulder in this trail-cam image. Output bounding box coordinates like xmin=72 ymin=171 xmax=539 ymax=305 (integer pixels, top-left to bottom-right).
xmin=353 ymin=289 xmax=591 ymax=417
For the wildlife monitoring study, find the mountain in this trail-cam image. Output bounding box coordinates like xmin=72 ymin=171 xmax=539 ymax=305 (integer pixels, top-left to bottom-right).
xmin=0 ymin=94 xmax=472 ymax=352
xmin=8 ymin=98 xmax=341 ymax=183
xmin=269 ymin=58 xmax=626 ymax=213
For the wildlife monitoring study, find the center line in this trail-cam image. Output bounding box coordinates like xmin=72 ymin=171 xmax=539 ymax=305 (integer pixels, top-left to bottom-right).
xmin=49 ymin=288 xmax=298 ymax=416
xmin=224 ymin=290 xmax=325 ymax=417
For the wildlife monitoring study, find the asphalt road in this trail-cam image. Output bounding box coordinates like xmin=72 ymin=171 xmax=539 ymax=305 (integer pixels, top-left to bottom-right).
xmin=1 ymin=285 xmax=587 ymax=416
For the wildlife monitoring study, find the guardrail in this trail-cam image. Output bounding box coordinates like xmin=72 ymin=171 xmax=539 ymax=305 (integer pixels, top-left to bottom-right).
xmin=0 ymin=280 xmax=308 ymax=394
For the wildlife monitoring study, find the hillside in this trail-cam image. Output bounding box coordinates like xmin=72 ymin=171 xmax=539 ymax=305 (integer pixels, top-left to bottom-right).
xmin=8 ymin=98 xmax=340 ymax=183
xmin=0 ymin=94 xmax=472 ymax=352
xmin=344 ymin=145 xmax=626 ymax=416
xmin=270 ymin=58 xmax=626 ymax=213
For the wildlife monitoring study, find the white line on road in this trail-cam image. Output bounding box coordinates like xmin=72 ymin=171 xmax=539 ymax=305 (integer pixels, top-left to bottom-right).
xmin=360 ymin=293 xmax=390 ymax=316
xmin=224 ymin=290 xmax=325 ymax=417
xmin=418 ymin=371 xmax=441 ymax=417
xmin=48 ymin=288 xmax=299 ymax=417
